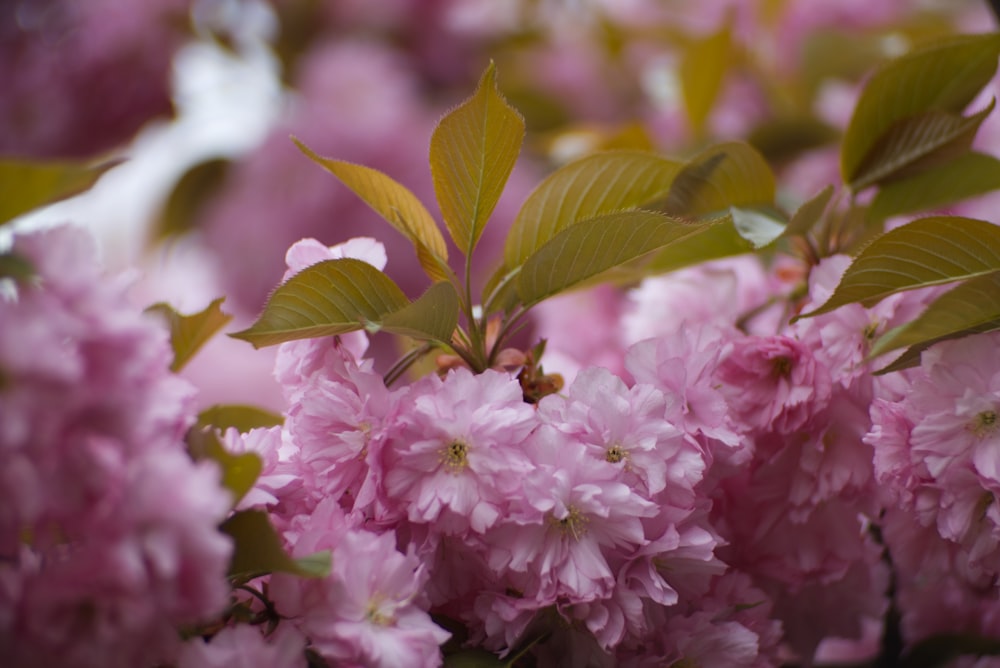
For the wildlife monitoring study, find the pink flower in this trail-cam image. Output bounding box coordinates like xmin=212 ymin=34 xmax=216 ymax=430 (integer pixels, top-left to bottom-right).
xmin=717 ymin=334 xmax=833 ymax=434
xmin=282 ymin=342 xmax=399 ymax=520
xmin=0 ymin=226 xmax=233 ymax=667
xmin=485 ymin=426 xmax=658 ymax=602
xmin=625 ymin=324 xmax=743 ymax=454
xmin=538 ymin=366 xmax=701 ymax=497
xmin=382 ymin=368 xmax=537 ymax=536
xmin=272 ymin=522 xmax=449 ymax=668
xmin=177 ymin=624 xmax=307 ymax=668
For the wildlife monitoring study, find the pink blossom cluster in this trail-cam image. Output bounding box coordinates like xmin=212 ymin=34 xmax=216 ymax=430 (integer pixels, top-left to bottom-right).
xmin=0 ymin=0 xmax=192 ymax=158
xmin=205 ymin=230 xmax=1000 ymax=665
xmin=0 ymin=225 xmax=233 ymax=667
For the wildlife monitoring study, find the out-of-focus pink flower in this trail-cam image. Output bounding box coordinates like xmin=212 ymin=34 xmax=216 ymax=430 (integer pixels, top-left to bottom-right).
xmin=178 ymin=624 xmax=307 ymax=668
xmin=0 ymin=0 xmax=191 ymax=157
xmin=0 ymin=225 xmax=232 ymax=667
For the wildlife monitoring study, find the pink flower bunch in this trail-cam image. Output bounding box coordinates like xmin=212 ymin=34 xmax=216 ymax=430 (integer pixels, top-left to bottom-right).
xmin=867 ymin=330 xmax=1000 ymax=647
xmin=0 ymin=0 xmax=192 ymax=158
xmin=0 ymin=225 xmax=233 ymax=667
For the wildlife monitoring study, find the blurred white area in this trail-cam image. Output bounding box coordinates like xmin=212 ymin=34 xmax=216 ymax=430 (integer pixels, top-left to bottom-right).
xmin=10 ymin=0 xmax=286 ymax=271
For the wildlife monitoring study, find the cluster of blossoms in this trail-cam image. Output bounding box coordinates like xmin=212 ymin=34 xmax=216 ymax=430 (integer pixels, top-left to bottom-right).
xmin=169 ymin=233 xmax=991 ymax=666
xmin=0 ymin=226 xmax=233 ymax=667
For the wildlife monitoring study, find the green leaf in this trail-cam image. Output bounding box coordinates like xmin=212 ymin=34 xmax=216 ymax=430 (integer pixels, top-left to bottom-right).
xmin=874 ymin=318 xmax=1000 ymax=375
xmin=504 ymin=151 xmax=684 ymax=268
xmin=381 ymin=281 xmax=459 ymax=343
xmin=221 ymin=509 xmax=331 ymax=579
xmin=842 ymin=32 xmax=1000 ymax=185
xmin=899 ymin=632 xmax=1000 ymax=668
xmin=644 ymin=216 xmax=751 ymax=274
xmin=146 ymin=298 xmax=233 ymax=373
xmin=797 ymin=216 xmax=1000 ymax=319
xmin=663 ymin=141 xmax=776 ymax=219
xmin=679 ymin=22 xmax=731 ymax=136
xmin=197 ymin=404 xmax=284 ymax=433
xmin=293 ymin=138 xmax=451 ymax=281
xmin=747 ymin=116 xmax=839 ymax=164
xmin=0 ymin=158 xmax=119 ymax=226
xmin=443 ymin=650 xmax=506 ymax=668
xmin=230 ymin=258 xmax=410 ymax=348
xmin=0 ymin=252 xmax=35 ymax=282
xmin=869 ymin=152 xmax=1000 ymax=222
xmin=849 ymin=100 xmax=994 ymax=191
xmin=783 ymin=185 xmax=835 ymax=238
xmin=186 ymin=428 xmax=263 ymax=507
xmin=430 ymin=62 xmax=524 ymax=256
xmin=871 ymin=271 xmax=1000 ymax=358
xmin=154 ymin=158 xmax=230 ymax=240
xmin=517 ymin=210 xmax=705 ymax=306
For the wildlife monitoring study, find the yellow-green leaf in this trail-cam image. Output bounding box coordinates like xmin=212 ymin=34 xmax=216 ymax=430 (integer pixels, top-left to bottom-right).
xmin=644 ymin=215 xmax=750 ymax=274
xmin=871 ymin=271 xmax=1000 ymax=359
xmin=146 ymin=298 xmax=233 ymax=373
xmin=430 ymin=62 xmax=524 ymax=256
xmin=293 ymin=138 xmax=450 ymax=281
xmin=797 ymin=216 xmax=1000 ymax=319
xmin=0 ymin=158 xmax=119 ymax=226
xmin=517 ymin=210 xmax=704 ymax=307
xmin=504 ymin=151 xmax=684 ymax=268
xmin=679 ymin=22 xmax=731 ymax=137
xmin=154 ymin=158 xmax=230 ymax=240
xmin=221 ymin=509 xmax=331 ymax=579
xmin=197 ymin=404 xmax=284 ymax=433
xmin=230 ymin=258 xmax=409 ymax=348
xmin=381 ymin=281 xmax=459 ymax=343
xmin=0 ymin=252 xmax=35 ymax=282
xmin=186 ymin=428 xmax=262 ymax=507
xmin=850 ymin=100 xmax=994 ymax=191
xmin=783 ymin=185 xmax=835 ymax=238
xmin=869 ymin=152 xmax=1000 ymax=222
xmin=663 ymin=141 xmax=776 ymax=219
xmin=842 ymin=32 xmax=1000 ymax=185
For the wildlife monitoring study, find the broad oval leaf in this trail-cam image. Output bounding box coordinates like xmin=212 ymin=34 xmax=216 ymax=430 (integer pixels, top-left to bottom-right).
xmin=430 ymin=62 xmax=524 ymax=256
xmin=783 ymin=185 xmax=835 ymax=239
xmin=0 ymin=158 xmax=119 ymax=225
xmin=517 ymin=210 xmax=705 ymax=306
xmin=381 ymin=281 xmax=460 ymax=343
xmin=798 ymin=216 xmax=1000 ymax=319
xmin=644 ymin=215 xmax=750 ymax=274
xmin=842 ymin=32 xmax=1000 ymax=185
xmin=869 ymin=152 xmax=1000 ymax=222
xmin=663 ymin=141 xmax=775 ymax=219
xmin=154 ymin=158 xmax=230 ymax=240
xmin=197 ymin=404 xmax=285 ymax=433
xmin=850 ymin=100 xmax=994 ymax=191
xmin=504 ymin=151 xmax=684 ymax=268
xmin=230 ymin=258 xmax=409 ymax=348
xmin=679 ymin=22 xmax=731 ymax=137
xmin=146 ymin=297 xmax=233 ymax=372
xmin=221 ymin=509 xmax=331 ymax=579
xmin=871 ymin=271 xmax=1000 ymax=359
xmin=293 ymin=137 xmax=450 ymax=281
